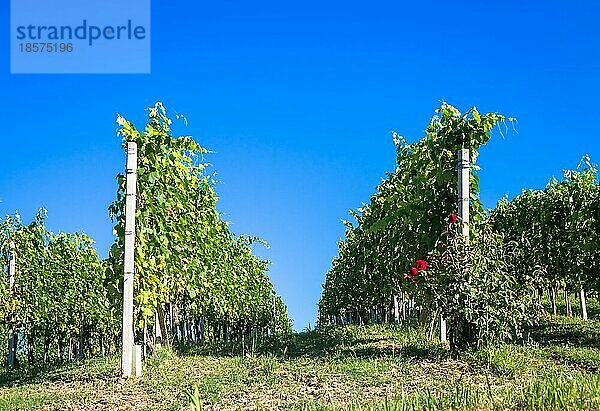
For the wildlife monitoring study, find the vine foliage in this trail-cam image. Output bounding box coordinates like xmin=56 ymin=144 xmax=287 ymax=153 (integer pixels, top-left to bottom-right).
xmin=318 ymin=103 xmax=539 ymax=352
xmin=108 ymin=103 xmax=291 ymax=348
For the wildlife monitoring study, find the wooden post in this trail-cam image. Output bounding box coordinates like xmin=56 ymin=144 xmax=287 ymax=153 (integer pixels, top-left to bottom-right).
xmin=7 ymin=241 xmax=17 ymax=368
xmin=156 ymin=304 xmax=169 ymax=347
xmin=154 ymin=311 xmax=163 ymax=347
xmin=579 ymin=286 xmax=588 ymax=320
xmin=121 ymin=141 xmax=138 ymax=378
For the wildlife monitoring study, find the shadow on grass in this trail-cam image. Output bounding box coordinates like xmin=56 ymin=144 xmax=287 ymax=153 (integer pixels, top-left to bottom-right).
xmin=526 ymin=315 xmax=600 ymax=349
xmin=5 ymin=314 xmax=598 ymax=390
xmin=0 ymin=355 xmax=118 ymax=389
xmin=177 ymin=324 xmax=449 ymax=362
xmin=0 ymin=366 xmax=64 ymax=388
xmin=179 ymin=314 xmax=600 ymax=364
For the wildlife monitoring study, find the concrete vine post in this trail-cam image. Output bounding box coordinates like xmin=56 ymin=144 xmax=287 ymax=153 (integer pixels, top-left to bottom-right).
xmin=121 ymin=141 xmax=138 ymax=378
xmin=439 ymin=315 xmax=447 ymax=343
xmin=580 ymin=287 xmax=588 ymax=320
xmin=458 ymin=149 xmax=470 ymax=241
xmin=7 ymin=240 xmax=17 ymax=368
xmin=393 ymin=295 xmax=400 ymax=325
xmin=443 ymin=148 xmax=470 ymax=343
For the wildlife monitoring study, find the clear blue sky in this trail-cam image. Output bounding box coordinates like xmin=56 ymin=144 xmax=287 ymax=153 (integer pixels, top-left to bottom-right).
xmin=1 ymin=1 xmax=599 ymax=330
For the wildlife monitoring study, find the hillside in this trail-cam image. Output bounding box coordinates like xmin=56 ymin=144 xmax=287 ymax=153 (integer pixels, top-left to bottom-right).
xmin=1 ymin=302 xmax=600 ymax=410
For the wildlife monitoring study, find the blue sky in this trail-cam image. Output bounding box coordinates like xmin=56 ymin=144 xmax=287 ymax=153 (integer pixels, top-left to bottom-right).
xmin=1 ymin=0 xmax=599 ymax=330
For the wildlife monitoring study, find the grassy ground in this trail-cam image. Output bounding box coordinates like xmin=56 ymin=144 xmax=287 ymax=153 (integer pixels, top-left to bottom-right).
xmin=1 ymin=300 xmax=599 ymax=410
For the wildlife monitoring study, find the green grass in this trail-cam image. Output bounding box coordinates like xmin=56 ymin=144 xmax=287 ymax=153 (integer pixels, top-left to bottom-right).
xmin=2 ymin=311 xmax=600 ymax=410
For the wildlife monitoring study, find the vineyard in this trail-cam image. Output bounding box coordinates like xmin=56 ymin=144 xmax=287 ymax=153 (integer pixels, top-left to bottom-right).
xmin=1 ymin=102 xmax=600 ymax=410
xmin=318 ymin=103 xmax=600 ymax=353
xmin=0 ymin=103 xmax=291 ymax=370
xmin=0 ymin=210 xmax=116 ymax=366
